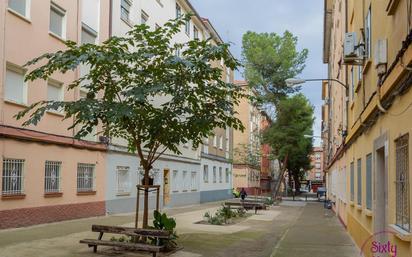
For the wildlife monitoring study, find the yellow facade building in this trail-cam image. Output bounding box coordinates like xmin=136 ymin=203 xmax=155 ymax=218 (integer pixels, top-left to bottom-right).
xmin=323 ymin=0 xmax=412 ymax=256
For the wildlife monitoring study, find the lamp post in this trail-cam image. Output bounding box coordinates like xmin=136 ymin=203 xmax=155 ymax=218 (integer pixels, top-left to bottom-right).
xmin=285 ymin=78 xmax=348 ymax=89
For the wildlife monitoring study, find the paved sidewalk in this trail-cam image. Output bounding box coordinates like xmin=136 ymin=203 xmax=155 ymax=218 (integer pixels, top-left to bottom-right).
xmin=271 ymin=202 xmax=359 ymax=257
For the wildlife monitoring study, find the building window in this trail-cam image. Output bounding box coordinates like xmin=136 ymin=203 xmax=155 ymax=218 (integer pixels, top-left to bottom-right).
xmin=121 ymin=0 xmax=132 ymax=22
xmin=49 ymin=2 xmax=66 ymax=38
xmin=2 ymin=159 xmax=24 ymax=195
xmin=213 ymin=135 xmax=217 ymax=148
xmin=395 ymin=134 xmax=410 ymax=232
xmin=213 ymin=166 xmax=217 ymax=183
xmin=203 ymin=165 xmax=209 ymax=183
xmin=141 ymin=10 xmax=149 ymax=25
xmin=44 ymin=161 xmax=61 ymax=193
xmin=219 ymin=167 xmax=222 ymax=183
xmin=81 ymin=24 xmax=97 ymax=44
xmin=365 ymin=6 xmax=371 ymax=58
xmin=175 ymin=3 xmax=181 ymax=19
xmin=315 ymin=172 xmax=321 ymax=179
xmin=225 ymin=168 xmax=229 ymax=183
xmin=366 ymin=153 xmax=372 ymax=210
xmin=350 ymin=162 xmax=354 ymax=201
xmin=172 ymin=170 xmax=178 ymax=192
xmin=47 ymin=80 xmax=64 ymax=113
xmin=5 ymin=64 xmax=27 ymax=105
xmin=190 ymin=172 xmax=197 ymax=191
xmin=8 ymin=0 xmax=30 ymax=18
xmin=219 ymin=136 xmax=223 ymax=150
xmin=193 ymin=26 xmax=199 ymax=39
xmin=116 ymin=166 xmax=130 ymax=194
xmin=182 ymin=171 xmax=188 ymax=191
xmin=202 ymin=138 xmax=209 ymax=154
xmin=185 ymin=19 xmax=190 ymax=36
xmin=77 ymin=163 xmax=95 ymax=192
xmin=357 ymin=158 xmax=362 ymax=206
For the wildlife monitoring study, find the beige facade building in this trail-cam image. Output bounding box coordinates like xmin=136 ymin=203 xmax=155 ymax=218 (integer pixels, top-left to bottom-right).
xmin=232 ymin=80 xmax=262 ymax=194
xmin=307 ymin=147 xmax=324 ymax=182
xmin=0 ymin=0 xmax=109 ymax=229
xmin=324 ymin=0 xmax=412 ymax=256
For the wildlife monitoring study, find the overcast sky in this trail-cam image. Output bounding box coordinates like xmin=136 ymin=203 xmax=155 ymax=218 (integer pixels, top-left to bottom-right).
xmin=190 ymin=0 xmax=326 ymax=146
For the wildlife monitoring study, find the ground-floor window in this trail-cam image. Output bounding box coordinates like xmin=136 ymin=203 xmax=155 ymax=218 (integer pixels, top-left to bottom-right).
xmin=203 ymin=165 xmax=208 ymax=183
xmin=395 ymin=134 xmax=410 ymax=232
xmin=44 ymin=161 xmax=62 ymax=193
xmin=116 ymin=166 xmax=130 ymax=194
xmin=219 ymin=167 xmax=222 ymax=183
xmin=2 ymin=158 xmax=25 ymax=195
xmin=213 ymin=166 xmax=217 ymax=183
xmin=77 ymin=163 xmax=95 ymax=192
xmin=366 ymin=154 xmax=372 ymax=210
xmin=350 ymin=162 xmax=354 ymax=202
xmin=357 ymin=158 xmax=362 ymax=206
xmin=182 ymin=170 xmax=188 ymax=191
xmin=190 ymin=172 xmax=197 ymax=191
xmin=172 ymin=170 xmax=179 ymax=192
xmin=225 ymin=168 xmax=229 ymax=183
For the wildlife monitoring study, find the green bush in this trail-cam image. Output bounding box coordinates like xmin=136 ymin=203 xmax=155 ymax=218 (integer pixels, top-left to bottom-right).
xmin=150 ymin=210 xmax=178 ymax=249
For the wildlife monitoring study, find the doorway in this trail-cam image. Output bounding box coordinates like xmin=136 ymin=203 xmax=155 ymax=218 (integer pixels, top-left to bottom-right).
xmin=163 ymin=169 xmax=170 ymax=206
xmin=374 ymin=145 xmax=388 ymax=243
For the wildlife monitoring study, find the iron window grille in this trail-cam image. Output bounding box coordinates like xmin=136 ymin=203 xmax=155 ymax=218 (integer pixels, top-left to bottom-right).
xmin=357 ymin=158 xmax=362 ymax=206
xmin=366 ymin=154 xmax=372 ymax=210
xmin=77 ymin=163 xmax=95 ymax=192
xmin=2 ymin=158 xmax=25 ymax=195
xmin=395 ymin=134 xmax=410 ymax=232
xmin=116 ymin=166 xmax=130 ymax=194
xmin=350 ymin=162 xmax=354 ymax=201
xmin=44 ymin=161 xmax=62 ymax=193
xmin=120 ymin=0 xmax=132 ymax=22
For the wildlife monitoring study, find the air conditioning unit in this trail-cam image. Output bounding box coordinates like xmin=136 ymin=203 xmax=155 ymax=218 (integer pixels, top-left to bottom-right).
xmin=343 ymin=32 xmax=364 ymax=65
xmin=344 ymin=32 xmax=357 ymax=57
xmin=375 ymin=39 xmax=387 ymax=75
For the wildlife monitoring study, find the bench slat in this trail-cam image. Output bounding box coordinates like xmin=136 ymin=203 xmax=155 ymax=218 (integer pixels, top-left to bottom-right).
xmin=91 ymin=225 xmax=171 ymax=238
xmin=80 ymin=239 xmax=164 ymax=252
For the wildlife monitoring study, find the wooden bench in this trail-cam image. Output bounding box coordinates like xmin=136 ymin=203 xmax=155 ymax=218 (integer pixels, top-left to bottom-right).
xmin=80 ymin=225 xmax=171 ymax=257
xmin=224 ymin=201 xmax=265 ymax=214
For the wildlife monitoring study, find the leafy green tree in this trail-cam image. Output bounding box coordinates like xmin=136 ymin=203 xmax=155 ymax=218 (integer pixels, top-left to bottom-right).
xmin=262 ymin=94 xmax=314 ymax=196
xmin=16 ymin=16 xmax=246 ymax=228
xmin=242 ymin=31 xmax=308 ymax=104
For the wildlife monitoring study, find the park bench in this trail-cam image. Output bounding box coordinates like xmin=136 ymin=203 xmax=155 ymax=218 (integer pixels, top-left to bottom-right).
xmin=79 ymin=224 xmax=171 ymax=257
xmin=224 ymin=200 xmax=265 ymax=214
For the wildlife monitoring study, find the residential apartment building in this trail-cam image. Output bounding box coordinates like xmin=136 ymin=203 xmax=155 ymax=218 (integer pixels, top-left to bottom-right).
xmin=259 ymin=112 xmax=274 ymax=194
xmin=306 ymin=147 xmax=324 ymax=184
xmin=232 ymin=81 xmax=262 ymax=195
xmin=0 ymin=0 xmax=109 ymax=229
xmin=323 ymin=0 xmax=412 ymax=256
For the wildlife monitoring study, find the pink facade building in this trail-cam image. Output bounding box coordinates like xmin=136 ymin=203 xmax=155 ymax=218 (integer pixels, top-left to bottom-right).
xmin=0 ymin=0 xmax=109 ymax=229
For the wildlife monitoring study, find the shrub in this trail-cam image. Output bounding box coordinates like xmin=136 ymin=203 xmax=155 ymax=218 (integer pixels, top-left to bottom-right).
xmin=150 ymin=210 xmax=178 ymax=250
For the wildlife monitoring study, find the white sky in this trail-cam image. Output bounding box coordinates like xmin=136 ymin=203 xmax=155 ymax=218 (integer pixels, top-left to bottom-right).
xmin=190 ymin=0 xmax=326 ymax=146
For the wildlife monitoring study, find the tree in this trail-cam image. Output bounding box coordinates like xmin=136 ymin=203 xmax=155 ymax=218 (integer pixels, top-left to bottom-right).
xmin=16 ymin=15 xmax=246 ymax=229
xmin=242 ymin=31 xmax=308 ymax=105
xmin=262 ymin=94 xmax=314 ymax=197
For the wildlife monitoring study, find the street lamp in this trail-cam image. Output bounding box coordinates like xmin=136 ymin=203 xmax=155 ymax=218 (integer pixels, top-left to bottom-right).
xmin=304 ymin=135 xmax=322 ymax=139
xmin=285 ymin=78 xmax=348 ymax=90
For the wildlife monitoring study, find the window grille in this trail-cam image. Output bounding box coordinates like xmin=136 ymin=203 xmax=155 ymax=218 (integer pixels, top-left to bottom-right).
xmin=44 ymin=161 xmax=61 ymax=193
xmin=116 ymin=166 xmax=130 ymax=193
xmin=350 ymin=162 xmax=354 ymax=201
xmin=357 ymin=158 xmax=362 ymax=206
xmin=203 ymin=165 xmax=209 ymax=183
xmin=366 ymin=154 xmax=372 ymax=210
xmin=121 ymin=0 xmax=132 ymax=21
xmin=2 ymin=159 xmax=24 ymax=195
xmin=77 ymin=163 xmax=95 ymax=192
xmin=396 ymin=134 xmax=410 ymax=232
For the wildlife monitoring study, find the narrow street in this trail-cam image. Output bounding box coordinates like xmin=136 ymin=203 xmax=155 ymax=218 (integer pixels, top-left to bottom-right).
xmin=0 ymin=201 xmax=358 ymax=257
